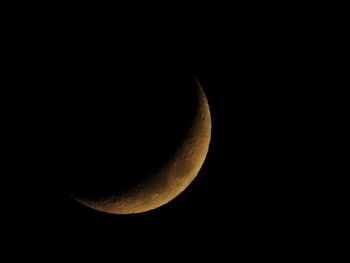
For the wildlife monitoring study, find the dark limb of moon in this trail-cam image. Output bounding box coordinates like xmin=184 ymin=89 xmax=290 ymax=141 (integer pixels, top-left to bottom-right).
xmin=74 ymin=79 xmax=212 ymax=214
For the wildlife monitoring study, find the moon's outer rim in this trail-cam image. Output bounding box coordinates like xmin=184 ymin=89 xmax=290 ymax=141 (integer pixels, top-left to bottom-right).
xmin=74 ymin=79 xmax=212 ymax=214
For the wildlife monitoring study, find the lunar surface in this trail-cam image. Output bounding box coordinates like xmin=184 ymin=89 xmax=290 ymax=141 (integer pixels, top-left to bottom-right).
xmin=74 ymin=79 xmax=211 ymax=214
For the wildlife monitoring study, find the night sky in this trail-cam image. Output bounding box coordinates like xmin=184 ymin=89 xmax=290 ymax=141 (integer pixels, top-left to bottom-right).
xmin=9 ymin=61 xmax=302 ymax=250
xmin=3 ymin=14 xmax=315 ymax=258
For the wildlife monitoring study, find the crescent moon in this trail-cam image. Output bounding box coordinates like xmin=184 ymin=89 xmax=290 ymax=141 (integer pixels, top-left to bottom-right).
xmin=74 ymin=79 xmax=212 ymax=214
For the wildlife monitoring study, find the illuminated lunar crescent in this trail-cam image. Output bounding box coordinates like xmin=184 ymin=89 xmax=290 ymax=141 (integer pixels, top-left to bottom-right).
xmin=74 ymin=79 xmax=211 ymax=214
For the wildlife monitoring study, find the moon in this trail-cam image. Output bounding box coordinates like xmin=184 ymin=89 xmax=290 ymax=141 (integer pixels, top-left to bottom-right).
xmin=74 ymin=79 xmax=212 ymax=214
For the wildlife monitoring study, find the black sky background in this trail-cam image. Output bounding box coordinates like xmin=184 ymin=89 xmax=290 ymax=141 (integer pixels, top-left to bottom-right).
xmin=10 ymin=52 xmax=307 ymax=252
xmin=2 ymin=8 xmax=324 ymax=258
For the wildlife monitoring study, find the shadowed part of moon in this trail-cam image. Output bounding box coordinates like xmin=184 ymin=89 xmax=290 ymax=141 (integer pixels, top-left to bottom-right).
xmin=74 ymin=80 xmax=211 ymax=214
